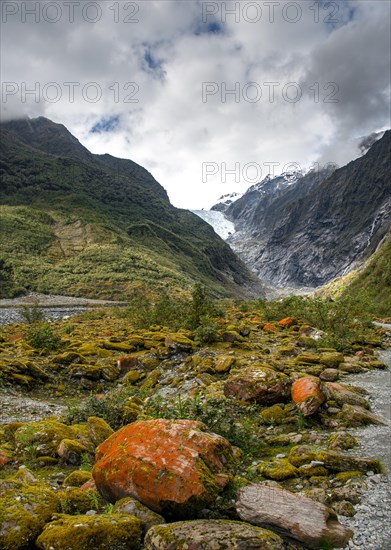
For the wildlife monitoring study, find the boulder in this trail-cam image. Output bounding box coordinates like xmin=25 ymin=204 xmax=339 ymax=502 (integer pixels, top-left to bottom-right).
xmin=0 ymin=471 xmax=60 ymax=549
xmin=114 ymin=497 xmax=165 ymax=531
xmin=259 ymin=458 xmax=299 ymax=480
xmin=338 ymin=403 xmax=385 ymax=426
xmin=322 ymin=382 xmax=370 ymax=409
xmin=320 ymin=352 xmax=345 ymax=368
xmin=319 ymin=368 xmax=340 ymax=381
xmin=165 ymin=333 xmax=195 ymax=352
xmin=36 ymin=514 xmax=142 ymax=550
xmin=224 ymin=366 xmax=290 ymax=404
xmin=215 ymin=356 xmax=236 ymax=373
xmin=87 ymin=416 xmax=114 ymax=446
xmin=291 ymin=376 xmax=326 ymax=416
xmin=236 ymin=483 xmax=352 ymax=549
xmin=92 ymin=419 xmax=235 ymax=517
xmin=57 ymin=438 xmax=92 ymax=465
xmin=315 ymin=450 xmax=382 ymax=473
xmin=144 ymin=519 xmax=285 ymax=549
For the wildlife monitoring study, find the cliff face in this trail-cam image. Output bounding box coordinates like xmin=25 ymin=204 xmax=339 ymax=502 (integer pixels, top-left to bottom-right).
xmin=225 ymin=131 xmax=391 ymax=287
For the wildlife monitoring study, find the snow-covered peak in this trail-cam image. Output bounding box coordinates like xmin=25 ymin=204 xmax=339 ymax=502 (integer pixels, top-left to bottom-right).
xmin=247 ymin=170 xmax=303 ymax=194
xmin=211 ymin=191 xmax=243 ymax=213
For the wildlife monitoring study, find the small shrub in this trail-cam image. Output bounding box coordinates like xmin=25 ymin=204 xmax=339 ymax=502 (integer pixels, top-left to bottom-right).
xmin=194 ymin=316 xmax=220 ymax=344
xmin=20 ymin=305 xmax=46 ymax=324
xmin=25 ymin=322 xmax=62 ymax=351
xmin=65 ymin=385 xmax=141 ymax=430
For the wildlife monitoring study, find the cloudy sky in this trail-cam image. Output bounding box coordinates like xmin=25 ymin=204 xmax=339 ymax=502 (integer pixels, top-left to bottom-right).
xmin=1 ymin=0 xmax=390 ymax=208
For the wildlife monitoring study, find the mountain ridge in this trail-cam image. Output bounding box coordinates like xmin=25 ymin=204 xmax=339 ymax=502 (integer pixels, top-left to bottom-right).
xmin=0 ymin=117 xmax=263 ymax=299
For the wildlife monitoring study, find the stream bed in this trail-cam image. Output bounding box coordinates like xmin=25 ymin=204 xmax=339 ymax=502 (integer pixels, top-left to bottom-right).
xmin=341 ymin=346 xmax=391 ymax=549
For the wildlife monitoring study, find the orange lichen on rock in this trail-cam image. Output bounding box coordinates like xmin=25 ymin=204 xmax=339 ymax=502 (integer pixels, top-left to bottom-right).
xmin=277 ymin=317 xmax=297 ymax=327
xmin=292 ymin=376 xmax=326 ymax=416
xmin=263 ymin=324 xmax=278 ymax=332
xmin=92 ymin=419 xmax=235 ymax=517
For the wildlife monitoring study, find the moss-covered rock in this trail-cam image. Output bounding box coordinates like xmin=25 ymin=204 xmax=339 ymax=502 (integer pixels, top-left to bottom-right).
xmin=332 ymin=500 xmax=356 ymax=517
xmin=298 ymin=463 xmax=329 ymax=477
xmin=59 ymin=487 xmax=102 ymax=514
xmin=113 ymin=497 xmax=165 ymax=531
xmin=165 ymin=333 xmax=195 ymax=352
xmin=63 ymin=470 xmax=92 ymax=488
xmin=316 ymin=450 xmax=382 ymax=473
xmin=260 ymin=405 xmax=286 ymax=424
xmin=259 ymin=458 xmax=299 ymax=480
xmin=215 ymin=356 xmax=236 ymax=373
xmin=57 ymin=438 xmax=92 ymax=465
xmin=338 ymin=403 xmax=386 ymax=426
xmin=320 ymin=352 xmax=345 ymax=368
xmin=144 ymin=519 xmax=285 ymax=549
xmin=36 ymin=513 xmax=143 ymax=550
xmin=87 ymin=416 xmax=114 ymax=447
xmin=0 ymin=471 xmax=60 ymax=549
xmin=288 ymin=445 xmax=317 ymax=467
xmin=15 ymin=420 xmax=77 ymax=458
xmin=328 ymin=432 xmax=358 ymax=450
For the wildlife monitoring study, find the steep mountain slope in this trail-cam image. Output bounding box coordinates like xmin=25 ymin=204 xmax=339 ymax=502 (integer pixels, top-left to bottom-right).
xmin=317 ymin=231 xmax=391 ymax=316
xmin=0 ymin=117 xmax=263 ymax=299
xmin=225 ymin=132 xmax=391 ymax=287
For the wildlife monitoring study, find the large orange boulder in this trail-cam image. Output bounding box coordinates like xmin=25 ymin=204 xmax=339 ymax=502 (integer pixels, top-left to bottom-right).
xmin=224 ymin=366 xmax=290 ymax=404
xmin=92 ymin=419 xmax=235 ymax=518
xmin=292 ymin=376 xmax=326 ymax=416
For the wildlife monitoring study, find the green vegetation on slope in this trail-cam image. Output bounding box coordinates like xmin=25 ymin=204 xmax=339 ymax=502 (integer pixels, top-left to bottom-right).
xmin=340 ymin=236 xmax=391 ymax=316
xmin=0 ymin=118 xmax=260 ymax=299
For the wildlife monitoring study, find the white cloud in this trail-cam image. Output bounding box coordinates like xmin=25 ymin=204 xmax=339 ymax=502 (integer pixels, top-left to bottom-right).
xmin=1 ymin=0 xmax=390 ymax=208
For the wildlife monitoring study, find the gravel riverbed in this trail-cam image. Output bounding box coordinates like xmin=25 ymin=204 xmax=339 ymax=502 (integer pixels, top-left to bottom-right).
xmin=341 ymin=344 xmax=391 ymax=550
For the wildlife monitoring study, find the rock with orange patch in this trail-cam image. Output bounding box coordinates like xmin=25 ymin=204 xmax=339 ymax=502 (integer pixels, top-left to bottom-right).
xmin=117 ymin=355 xmax=137 ymax=374
xmin=278 ymin=317 xmax=297 ymax=328
xmin=292 ymin=376 xmax=326 ymax=416
xmin=0 ymin=447 xmax=12 ymax=469
xmin=92 ymin=419 xmax=236 ymax=518
xmin=263 ymin=324 xmax=278 ymax=332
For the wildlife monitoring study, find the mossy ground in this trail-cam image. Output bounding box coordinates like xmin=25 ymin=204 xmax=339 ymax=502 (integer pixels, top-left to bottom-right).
xmin=0 ymin=297 xmax=389 ymax=548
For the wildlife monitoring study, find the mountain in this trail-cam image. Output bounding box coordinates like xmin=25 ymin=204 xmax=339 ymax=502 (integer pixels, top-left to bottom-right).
xmin=0 ymin=117 xmax=263 ymax=299
xmin=222 ymin=132 xmax=391 ymax=287
xmin=211 ymin=192 xmax=243 ymax=213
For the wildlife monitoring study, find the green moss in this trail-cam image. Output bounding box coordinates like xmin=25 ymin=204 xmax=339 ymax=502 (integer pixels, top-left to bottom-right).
xmin=0 ymin=477 xmax=60 ymax=549
xmin=59 ymin=488 xmax=103 ymax=514
xmin=15 ymin=420 xmax=77 ymax=458
xmin=63 ymin=470 xmax=92 ymax=487
xmin=258 ymin=458 xmax=299 ymax=480
xmin=36 ymin=513 xmax=143 ymax=550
